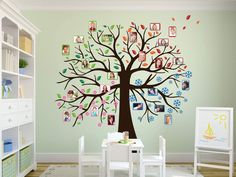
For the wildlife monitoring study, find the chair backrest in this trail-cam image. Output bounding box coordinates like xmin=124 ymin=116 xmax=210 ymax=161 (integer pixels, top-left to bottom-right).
xmin=107 ymin=143 xmax=132 ymax=164
xmin=159 ymin=136 xmax=166 ymax=163
xmin=107 ymin=132 xmax=123 ymax=142
xmin=78 ymin=136 xmax=85 ymax=163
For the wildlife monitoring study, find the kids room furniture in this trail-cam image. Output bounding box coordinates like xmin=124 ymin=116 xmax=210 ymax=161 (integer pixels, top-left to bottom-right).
xmin=102 ymin=138 xmax=144 ymax=177
xmin=194 ymin=107 xmax=234 ymax=177
xmin=78 ymin=136 xmax=102 ymax=177
xmin=106 ymin=143 xmax=133 ymax=177
xmin=142 ymin=136 xmax=166 ymax=177
xmin=0 ymin=0 xmax=39 ymax=177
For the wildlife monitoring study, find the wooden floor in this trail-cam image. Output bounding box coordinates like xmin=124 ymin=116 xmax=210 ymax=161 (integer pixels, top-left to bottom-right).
xmin=26 ymin=163 xmax=236 ymax=177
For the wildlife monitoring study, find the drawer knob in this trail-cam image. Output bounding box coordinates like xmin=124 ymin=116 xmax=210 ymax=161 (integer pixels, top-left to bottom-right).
xmin=8 ymin=118 xmax=12 ymax=122
xmin=25 ymin=115 xmax=28 ymax=119
xmin=25 ymin=105 xmax=28 ymax=108
xmin=8 ymin=106 xmax=12 ymax=109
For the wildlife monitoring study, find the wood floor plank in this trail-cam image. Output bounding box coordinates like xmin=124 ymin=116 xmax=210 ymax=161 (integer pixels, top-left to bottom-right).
xmin=26 ymin=163 xmax=236 ymax=177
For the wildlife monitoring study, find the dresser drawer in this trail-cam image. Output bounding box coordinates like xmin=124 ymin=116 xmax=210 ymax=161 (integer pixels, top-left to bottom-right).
xmin=0 ymin=100 xmax=18 ymax=114
xmin=0 ymin=114 xmax=18 ymax=129
xmin=18 ymin=99 xmax=33 ymax=111
xmin=18 ymin=111 xmax=33 ymax=125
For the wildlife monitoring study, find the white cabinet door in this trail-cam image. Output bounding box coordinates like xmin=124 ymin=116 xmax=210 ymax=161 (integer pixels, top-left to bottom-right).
xmin=0 ymin=100 xmax=18 ymax=114
xmin=0 ymin=113 xmax=18 ymax=129
xmin=18 ymin=111 xmax=33 ymax=125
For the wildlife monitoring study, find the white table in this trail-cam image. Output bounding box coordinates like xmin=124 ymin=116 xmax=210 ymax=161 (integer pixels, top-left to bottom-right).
xmin=101 ymin=139 xmax=144 ymax=177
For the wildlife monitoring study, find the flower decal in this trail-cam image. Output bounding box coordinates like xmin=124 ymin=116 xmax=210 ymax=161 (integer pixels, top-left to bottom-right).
xmin=129 ymin=95 xmax=136 ymax=102
xmin=148 ymin=116 xmax=155 ymax=122
xmin=156 ymin=76 xmax=162 ymax=82
xmin=161 ymin=87 xmax=169 ymax=95
xmin=173 ymin=99 xmax=181 ymax=107
xmin=176 ymin=91 xmax=182 ymax=96
xmin=167 ymin=108 xmax=173 ymax=113
xmin=135 ymin=79 xmax=143 ymax=86
xmin=185 ymin=71 xmax=192 ymax=78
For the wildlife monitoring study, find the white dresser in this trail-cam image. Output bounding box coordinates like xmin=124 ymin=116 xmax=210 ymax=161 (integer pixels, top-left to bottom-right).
xmin=0 ymin=0 xmax=39 ymax=176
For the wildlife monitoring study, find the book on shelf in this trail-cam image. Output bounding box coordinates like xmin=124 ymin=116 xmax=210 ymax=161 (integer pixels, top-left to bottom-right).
xmin=3 ymin=48 xmax=16 ymax=72
xmin=19 ymin=85 xmax=24 ymax=98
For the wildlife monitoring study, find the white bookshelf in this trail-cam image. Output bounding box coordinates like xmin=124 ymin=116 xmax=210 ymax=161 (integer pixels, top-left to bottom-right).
xmin=0 ymin=0 xmax=39 ymax=177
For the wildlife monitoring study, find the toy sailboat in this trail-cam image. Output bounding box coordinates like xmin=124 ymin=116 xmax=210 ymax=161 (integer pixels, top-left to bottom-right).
xmin=203 ymin=123 xmax=216 ymax=140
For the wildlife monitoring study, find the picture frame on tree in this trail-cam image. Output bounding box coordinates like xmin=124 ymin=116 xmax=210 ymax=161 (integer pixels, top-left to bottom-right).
xmin=62 ymin=44 xmax=70 ymax=56
xmin=164 ymin=114 xmax=172 ymax=125
xmin=89 ymin=20 xmax=97 ymax=32
xmin=174 ymin=57 xmax=184 ymax=65
xmin=168 ymin=26 xmax=177 ymax=37
xmin=74 ymin=35 xmax=84 ymax=43
xmin=182 ymin=80 xmax=190 ymax=91
xmin=133 ymin=103 xmax=144 ymax=110
xmin=129 ymin=32 xmax=137 ymax=43
xmin=108 ymin=115 xmax=115 ymax=125
xmin=100 ymin=85 xmax=110 ymax=93
xmin=81 ymin=59 xmax=90 ymax=70
xmin=138 ymin=51 xmax=146 ymax=62
xmin=158 ymin=38 xmax=169 ymax=47
xmin=107 ymin=72 xmax=118 ymax=80
xmin=155 ymin=105 xmax=165 ymax=112
xmin=63 ymin=110 xmax=71 ymax=122
xmin=150 ymin=23 xmax=161 ymax=31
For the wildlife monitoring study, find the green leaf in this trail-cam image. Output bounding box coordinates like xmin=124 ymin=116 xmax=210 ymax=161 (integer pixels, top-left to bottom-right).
xmin=96 ymin=100 xmax=99 ymax=103
xmin=91 ymin=63 xmax=96 ymax=68
xmin=108 ymin=43 xmax=112 ymax=46
xmin=75 ymin=54 xmax=80 ymax=59
xmin=105 ymin=96 xmax=110 ymax=101
xmin=111 ymin=109 xmax=115 ymax=112
xmin=98 ymin=30 xmax=102 ymax=32
xmin=62 ymin=69 xmax=67 ymax=74
xmin=116 ymin=43 xmax=120 ymax=47
xmin=115 ymin=92 xmax=119 ymax=95
xmin=102 ymin=117 xmax=106 ymax=120
xmin=104 ymin=49 xmax=109 ymax=54
xmin=72 ymin=112 xmax=77 ymax=118
xmin=114 ymin=66 xmax=119 ymax=70
xmin=88 ymin=36 xmax=91 ymax=39
xmin=103 ymin=59 xmax=107 ymax=62
xmin=62 ymin=106 xmax=66 ymax=109
xmin=84 ymin=44 xmax=88 ymax=49
xmin=91 ymin=44 xmax=94 ymax=47
xmin=114 ymin=63 xmax=120 ymax=65
xmin=103 ymin=25 xmax=107 ymax=28
xmin=57 ymin=94 xmax=61 ymax=99
xmin=85 ymin=54 xmax=88 ymax=57
xmin=106 ymin=107 xmax=110 ymax=110
xmin=84 ymin=103 xmax=88 ymax=109
xmin=80 ymin=80 xmax=85 ymax=84
xmin=118 ymin=52 xmax=122 ymax=55
xmin=86 ymin=88 xmax=91 ymax=93
xmin=110 ymin=25 xmax=115 ymax=30
xmin=96 ymin=49 xmax=99 ymax=52
xmin=97 ymin=76 xmax=102 ymax=81
xmin=121 ymin=26 xmax=124 ymax=29
xmin=77 ymin=122 xmax=81 ymax=125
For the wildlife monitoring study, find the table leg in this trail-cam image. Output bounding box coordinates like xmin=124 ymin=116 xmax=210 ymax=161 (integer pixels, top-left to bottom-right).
xmin=139 ymin=148 xmax=143 ymax=177
xmin=102 ymin=148 xmax=106 ymax=177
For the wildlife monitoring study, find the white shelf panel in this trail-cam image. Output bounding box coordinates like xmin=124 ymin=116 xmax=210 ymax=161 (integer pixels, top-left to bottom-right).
xmin=2 ymin=149 xmax=18 ymax=160
xmin=2 ymin=69 xmax=18 ymax=76
xmin=19 ymin=141 xmax=34 ymax=151
xmin=19 ymin=49 xmax=33 ymax=58
xmin=19 ymin=74 xmax=33 ymax=79
xmin=2 ymin=40 xmax=18 ymax=51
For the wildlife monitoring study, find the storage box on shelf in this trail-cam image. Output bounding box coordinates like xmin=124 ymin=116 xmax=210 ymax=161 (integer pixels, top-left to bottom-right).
xmin=0 ymin=1 xmax=39 ymax=177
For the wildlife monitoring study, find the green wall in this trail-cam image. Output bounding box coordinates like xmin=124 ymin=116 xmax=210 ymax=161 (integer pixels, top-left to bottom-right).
xmin=23 ymin=11 xmax=236 ymax=154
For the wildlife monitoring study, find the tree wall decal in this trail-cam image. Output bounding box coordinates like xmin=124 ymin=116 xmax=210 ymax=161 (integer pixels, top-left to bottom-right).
xmin=56 ymin=21 xmax=192 ymax=138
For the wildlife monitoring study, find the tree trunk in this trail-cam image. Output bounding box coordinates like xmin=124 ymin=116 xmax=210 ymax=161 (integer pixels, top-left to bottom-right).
xmin=118 ymin=72 xmax=137 ymax=138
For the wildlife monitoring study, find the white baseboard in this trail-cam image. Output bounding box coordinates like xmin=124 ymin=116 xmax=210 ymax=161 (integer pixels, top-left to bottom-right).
xmin=36 ymin=152 xmax=236 ymax=163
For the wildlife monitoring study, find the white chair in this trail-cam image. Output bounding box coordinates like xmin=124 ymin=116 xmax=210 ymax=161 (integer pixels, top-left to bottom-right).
xmin=107 ymin=132 xmax=123 ymax=142
xmin=78 ymin=136 xmax=102 ymax=177
xmin=107 ymin=143 xmax=133 ymax=177
xmin=142 ymin=136 xmax=166 ymax=177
